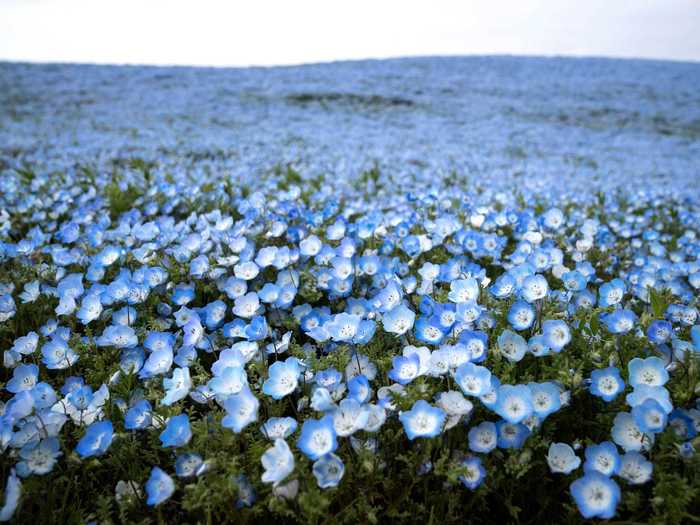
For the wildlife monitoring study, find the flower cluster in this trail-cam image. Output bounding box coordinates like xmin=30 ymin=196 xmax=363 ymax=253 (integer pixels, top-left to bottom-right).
xmin=1 ymin=58 xmax=700 ymax=523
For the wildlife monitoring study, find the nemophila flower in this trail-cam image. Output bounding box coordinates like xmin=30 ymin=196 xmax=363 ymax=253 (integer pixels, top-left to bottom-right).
xmin=233 ymin=292 xmax=260 ymax=319
xmin=19 ymin=280 xmax=40 ymax=303
xmin=668 ymin=409 xmax=697 ymax=440
xmin=521 ymin=274 xmax=548 ymax=303
xmin=260 ymin=417 xmax=298 ymax=441
xmin=627 ymin=356 xmax=669 ymax=388
xmin=448 ymin=278 xmax=479 ymax=303
xmin=468 ymin=421 xmax=498 ymax=453
xmin=631 ymin=398 xmax=668 ymax=433
xmin=454 ymin=362 xmax=492 ymax=397
xmin=414 ymin=316 xmax=445 ymax=345
xmin=222 ymin=386 xmax=260 ymax=433
xmin=602 ymin=309 xmax=637 ymax=334
xmin=0 ymin=469 xmax=21 ymax=522
xmin=495 ymin=420 xmax=530 ymax=449
xmin=145 ymin=467 xmax=175 ymax=506
xmin=263 ymin=357 xmax=301 ymax=400
xmin=458 ymin=330 xmax=488 ymax=362
xmin=16 ymin=438 xmax=62 ymax=477
xmin=124 ymin=399 xmax=153 ymax=430
xmin=208 ymin=366 xmax=248 ymax=399
xmin=162 ymin=367 xmax=192 ymax=406
xmin=490 ymin=273 xmax=516 ymax=299
xmin=261 ymin=438 xmax=295 ymax=486
xmin=139 ymin=348 xmax=173 ymax=379
xmin=41 ymin=338 xmax=78 ymax=369
xmin=497 ymin=329 xmax=527 ymax=362
xmin=399 ymin=400 xmax=445 ymax=440
xmin=584 ymin=441 xmax=621 ymax=477
xmin=332 ymin=398 xmax=369 ymax=437
xmin=325 ymin=313 xmax=361 ymax=342
xmin=527 ymin=334 xmax=550 ymax=357
xmin=542 ymin=320 xmax=571 ymax=352
xmin=11 ymin=331 xmax=39 ymax=355
xmin=347 ymin=374 xmax=372 ymax=403
xmin=182 ymin=317 xmax=203 ymax=347
xmin=388 ymin=353 xmax=421 ymax=385
xmin=598 ymin=279 xmax=625 ymax=307
xmin=646 ymin=320 xmax=673 ymax=344
xmin=570 ymin=471 xmax=620 ymax=519
xmin=508 ymin=300 xmax=535 ymax=330
xmin=76 ymin=294 xmax=103 ymax=325
xmin=76 ymin=420 xmax=114 ymax=458
xmin=547 ymin=442 xmax=581 ymax=474
xmin=175 ymin=453 xmax=208 ymax=478
xmin=6 ymin=364 xmax=39 ymax=393
xmin=458 ymin=456 xmax=486 ymax=490
xmin=612 ymin=412 xmax=651 ymax=452
xmin=97 ymin=325 xmax=138 ymax=348
xmin=159 ymin=414 xmax=192 ymax=448
xmin=312 ymin=453 xmax=345 ymax=489
xmin=297 ymin=415 xmax=337 ymax=460
xmin=311 ymin=387 xmax=336 ymax=412
xmin=589 ymin=367 xmax=625 ymax=402
xmin=561 ymin=270 xmax=587 ymax=292
xmin=618 ymin=451 xmax=653 ymax=485
xmin=528 ymin=382 xmax=561 ymax=419
xmin=494 ymin=384 xmax=533 ymax=424
xmin=382 ymin=303 xmax=415 ymax=336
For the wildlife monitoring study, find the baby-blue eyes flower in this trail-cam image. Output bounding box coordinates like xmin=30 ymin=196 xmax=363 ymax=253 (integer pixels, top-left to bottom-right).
xmin=347 ymin=374 xmax=372 ymax=404
xmin=96 ymin=325 xmax=138 ymax=348
xmin=627 ymin=356 xmax=669 ymax=388
xmin=159 ymin=414 xmax=192 ymax=448
xmin=547 ymin=443 xmax=581 ymax=474
xmin=162 ymin=367 xmax=192 ymax=406
xmin=261 ymin=438 xmax=295 ymax=485
xmin=0 ymin=469 xmax=21 ymax=521
xmin=233 ymin=292 xmax=260 ymax=319
xmin=382 ymin=303 xmax=415 ymax=336
xmin=570 ymin=471 xmax=620 ymax=519
xmin=631 ymin=398 xmax=668 ymax=434
xmin=598 ymin=278 xmax=625 ymax=307
xmin=618 ymin=451 xmax=653 ymax=485
xmin=145 ymin=467 xmax=175 ymax=506
xmin=208 ymin=366 xmax=248 ymax=399
xmin=6 ymin=364 xmax=39 ymax=393
xmin=495 ymin=421 xmax=530 ymax=449
xmin=399 ymin=400 xmax=445 ymax=440
xmin=468 ymin=421 xmax=498 ymax=454
xmin=626 ymin=385 xmax=673 ymax=414
xmin=646 ymin=319 xmax=673 ymax=344
xmin=528 ymin=382 xmax=561 ymax=419
xmin=497 ymin=329 xmax=527 ymax=363
xmin=221 ymin=386 xmax=260 ymax=433
xmin=458 ymin=330 xmax=488 ymax=362
xmin=332 ymin=398 xmax=369 ymax=437
xmin=447 ymin=278 xmax=479 ymax=303
xmin=312 ymin=453 xmax=344 ymax=489
xmin=297 ymin=415 xmax=338 ymax=460
xmin=263 ymin=357 xmax=301 ymax=400
xmin=76 ymin=294 xmax=103 ymax=325
xmin=458 ymin=456 xmax=486 ymax=490
xmin=454 ymin=362 xmax=492 ymax=397
xmin=19 ymin=280 xmax=40 ymax=303
xmin=561 ymin=270 xmax=587 ymax=292
xmin=583 ymin=441 xmax=620 ymax=477
xmin=542 ymin=320 xmax=571 ymax=352
xmin=507 ymin=300 xmax=535 ymax=330
xmin=589 ymin=367 xmax=625 ymax=402
xmin=611 ymin=412 xmax=650 ymax=452
xmin=494 ymin=384 xmax=534 ymax=424
xmin=124 ymin=399 xmax=153 ymax=430
xmin=41 ymin=338 xmax=79 ymax=370
xmin=602 ymin=309 xmax=637 ymax=334
xmin=261 ymin=417 xmax=298 ymax=441
xmin=76 ymin=420 xmax=114 ymax=458
xmin=388 ymin=353 xmax=421 ymax=385
xmin=521 ymin=274 xmax=548 ymax=303
xmin=17 ymin=438 xmax=63 ymax=476
xmin=175 ymin=453 xmax=208 ymax=478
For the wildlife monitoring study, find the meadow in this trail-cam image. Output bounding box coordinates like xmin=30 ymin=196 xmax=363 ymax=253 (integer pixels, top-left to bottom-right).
xmin=0 ymin=57 xmax=699 ymax=523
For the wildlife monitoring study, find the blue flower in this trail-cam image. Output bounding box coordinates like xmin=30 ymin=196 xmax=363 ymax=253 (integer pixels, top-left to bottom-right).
xmin=646 ymin=320 xmax=673 ymax=344
xmin=570 ymin=472 xmax=620 ymax=519
xmin=382 ymin=304 xmax=415 ymax=336
xmin=602 ymin=309 xmax=637 ymax=334
xmin=6 ymin=364 xmax=39 ymax=393
xmin=495 ymin=421 xmax=530 ymax=449
xmin=618 ymin=451 xmax=653 ymax=485
xmin=312 ymin=453 xmax=344 ymax=489
xmin=468 ymin=421 xmax=497 ymax=453
xmin=17 ymin=438 xmax=62 ymax=476
xmin=0 ymin=469 xmax=21 ymax=521
xmin=528 ymin=382 xmax=561 ymax=419
xmin=261 ymin=417 xmax=298 ymax=441
xmin=628 ymin=356 xmax=669 ymax=388
xmin=497 ymin=330 xmax=527 ymax=362
xmin=521 ymin=274 xmax=548 ymax=303
xmin=388 ymin=353 xmax=421 ymax=385
xmin=124 ymin=399 xmax=153 ymax=430
xmin=454 ymin=362 xmax=492 ymax=397
xmin=145 ymin=467 xmax=175 ymax=506
xmin=175 ymin=453 xmax=207 ymax=478
xmin=297 ymin=415 xmax=338 ymax=460
xmin=546 ymin=442 xmax=581 ymax=474
xmin=162 ymin=367 xmax=192 ymax=406
xmin=222 ymin=386 xmax=260 ymax=433
xmin=399 ymin=400 xmax=445 ymax=440
xmin=458 ymin=456 xmax=486 ymax=490
xmin=598 ymin=279 xmax=625 ymax=308
xmin=494 ymin=384 xmax=533 ymax=424
xmin=631 ymin=398 xmax=667 ymax=433
xmin=507 ymin=300 xmax=535 ymax=330
xmin=542 ymin=320 xmax=571 ymax=352
xmin=263 ymin=357 xmax=301 ymax=400
xmin=589 ymin=367 xmax=625 ymax=402
xmin=583 ymin=441 xmax=620 ymax=476
xmin=261 ymin=438 xmax=295 ymax=485
xmin=76 ymin=420 xmax=114 ymax=458
xmin=159 ymin=414 xmax=192 ymax=448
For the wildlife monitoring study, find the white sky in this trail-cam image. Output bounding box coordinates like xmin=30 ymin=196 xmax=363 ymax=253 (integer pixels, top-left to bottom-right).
xmin=1 ymin=0 xmax=699 ymax=66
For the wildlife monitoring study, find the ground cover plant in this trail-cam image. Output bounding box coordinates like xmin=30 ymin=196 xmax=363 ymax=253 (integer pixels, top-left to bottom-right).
xmin=0 ymin=58 xmax=699 ymax=523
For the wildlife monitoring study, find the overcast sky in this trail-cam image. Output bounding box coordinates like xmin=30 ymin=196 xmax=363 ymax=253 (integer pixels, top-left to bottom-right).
xmin=1 ymin=0 xmax=699 ymax=66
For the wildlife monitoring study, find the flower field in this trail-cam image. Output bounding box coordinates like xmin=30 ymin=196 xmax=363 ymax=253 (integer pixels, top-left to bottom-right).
xmin=1 ymin=57 xmax=699 ymax=523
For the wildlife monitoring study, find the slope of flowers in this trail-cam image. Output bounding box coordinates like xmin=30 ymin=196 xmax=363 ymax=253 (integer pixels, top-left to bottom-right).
xmin=0 ymin=58 xmax=699 ymax=523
